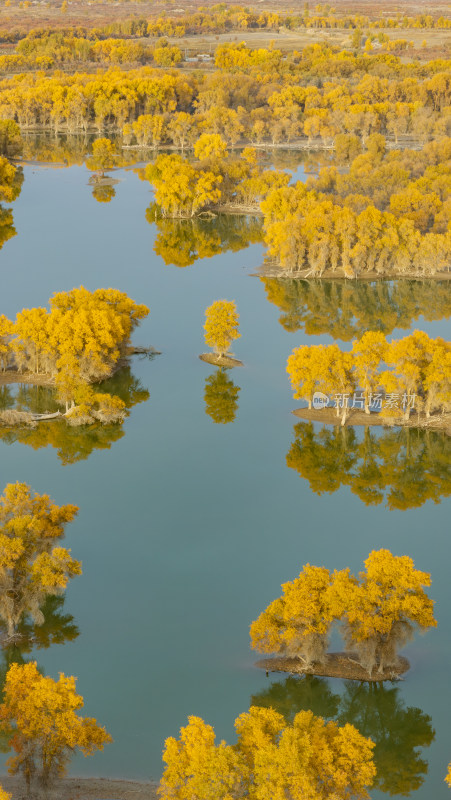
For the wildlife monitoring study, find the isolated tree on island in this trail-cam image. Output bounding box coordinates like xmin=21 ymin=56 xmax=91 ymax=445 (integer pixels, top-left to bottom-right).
xmin=0 ymin=483 xmax=80 ymax=638
xmin=0 ymin=662 xmax=111 ymax=792
xmin=337 ymin=549 xmax=437 ymax=674
xmin=204 ymin=300 xmax=240 ymax=360
xmin=159 ymin=706 xmax=376 ymax=800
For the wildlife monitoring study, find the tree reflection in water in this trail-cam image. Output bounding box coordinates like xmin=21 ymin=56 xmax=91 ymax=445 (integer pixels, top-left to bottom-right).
xmin=0 ymin=367 xmax=150 ymax=465
xmin=261 ymin=277 xmax=451 ymax=341
xmin=204 ymin=369 xmax=240 ymax=425
xmin=148 ymin=208 xmax=264 ymax=267
xmin=252 ymin=675 xmax=434 ymax=796
xmin=0 ymin=595 xmax=80 ymax=751
xmin=286 ymin=422 xmax=451 ymax=509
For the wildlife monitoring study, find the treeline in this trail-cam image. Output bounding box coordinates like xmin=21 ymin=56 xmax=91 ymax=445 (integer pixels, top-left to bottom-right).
xmin=262 ymin=137 xmax=451 ymax=277
xmin=0 ymin=45 xmax=449 ymax=138
xmin=0 ymin=287 xmax=149 ymax=425
xmin=287 ymin=330 xmax=451 ymax=421
xmin=145 ymin=136 xmax=289 ymax=217
xmin=0 ymin=32 xmax=183 ymax=71
xmin=1 ymin=5 xmax=450 ymax=44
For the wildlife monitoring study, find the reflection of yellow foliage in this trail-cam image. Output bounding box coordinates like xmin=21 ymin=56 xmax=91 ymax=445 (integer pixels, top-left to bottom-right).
xmin=287 ymin=422 xmax=451 ymax=509
xmin=0 ymin=368 xmax=149 ymax=464
xmin=92 ymin=183 xmax=116 ymax=203
xmin=150 ymin=211 xmax=263 ymax=267
xmin=261 ymin=277 xmax=451 ymax=340
xmin=252 ymin=676 xmax=434 ymax=796
xmin=204 ymin=369 xmax=240 ymax=424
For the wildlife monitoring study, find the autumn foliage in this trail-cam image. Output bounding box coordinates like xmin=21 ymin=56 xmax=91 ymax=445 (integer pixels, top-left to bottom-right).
xmin=204 ymin=300 xmax=241 ymax=359
xmin=0 ymin=287 xmax=149 ymax=420
xmin=0 ymin=662 xmax=111 ymax=790
xmin=251 ymin=550 xmax=436 ymax=675
xmin=287 ymin=330 xmax=451 ymax=421
xmin=0 ymin=482 xmax=80 ymax=639
xmin=159 ymin=705 xmax=376 ymax=800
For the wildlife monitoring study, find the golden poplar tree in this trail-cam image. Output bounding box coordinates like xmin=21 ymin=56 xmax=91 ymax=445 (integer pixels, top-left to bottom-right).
xmin=250 ymin=564 xmax=341 ymax=667
xmin=0 ymin=662 xmax=112 ymax=791
xmin=159 ymin=706 xmax=376 ymax=800
xmin=0 ymin=315 xmax=13 ymax=372
xmin=339 ymin=549 xmax=437 ymax=674
xmin=0 ymin=483 xmax=80 ymax=638
xmin=204 ymin=300 xmax=240 ymax=359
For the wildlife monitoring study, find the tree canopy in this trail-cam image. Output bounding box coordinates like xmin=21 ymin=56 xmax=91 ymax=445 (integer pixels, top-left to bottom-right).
xmin=159 ymin=705 xmax=376 ymax=800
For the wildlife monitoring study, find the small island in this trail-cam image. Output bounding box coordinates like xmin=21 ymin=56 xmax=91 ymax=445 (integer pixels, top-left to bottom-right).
xmin=200 ymin=299 xmax=244 ymax=367
xmin=251 ymin=550 xmax=436 ymax=683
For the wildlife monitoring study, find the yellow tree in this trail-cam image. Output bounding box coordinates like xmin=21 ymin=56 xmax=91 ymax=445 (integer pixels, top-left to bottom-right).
xmin=287 ymin=344 xmax=355 ymax=422
xmin=0 ymin=157 xmax=17 ymax=203
xmin=194 ymin=132 xmax=228 ymax=163
xmin=204 ymin=300 xmax=240 ymax=359
xmin=0 ymin=662 xmax=111 ymax=791
xmin=250 ymin=564 xmax=342 ymax=667
xmin=0 ymin=315 xmax=13 ymax=371
xmin=423 ymin=340 xmax=451 ymax=416
xmin=380 ymin=330 xmax=433 ymax=420
xmin=286 ymin=345 xmax=321 ymax=409
xmin=146 ymin=154 xmax=222 ymax=217
xmin=340 ymin=549 xmax=437 ymax=675
xmin=0 ymin=788 xmax=10 ymax=800
xmin=13 ymin=307 xmax=51 ymax=374
xmin=87 ymin=137 xmax=117 ymax=176
xmin=159 ymin=706 xmax=376 ymax=800
xmin=351 ymin=331 xmax=388 ymax=413
xmin=0 ymin=483 xmax=80 ymax=638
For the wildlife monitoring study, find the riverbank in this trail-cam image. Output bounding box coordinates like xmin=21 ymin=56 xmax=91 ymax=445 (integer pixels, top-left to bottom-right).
xmin=255 ymin=265 xmax=451 ymax=281
xmin=256 ymin=652 xmax=410 ymax=682
xmin=293 ymin=407 xmax=451 ymax=433
xmin=0 ymin=776 xmax=159 ymax=799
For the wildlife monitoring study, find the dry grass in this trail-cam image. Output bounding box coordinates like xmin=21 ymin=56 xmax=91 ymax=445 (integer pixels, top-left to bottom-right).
xmin=0 ymin=776 xmax=158 ymax=800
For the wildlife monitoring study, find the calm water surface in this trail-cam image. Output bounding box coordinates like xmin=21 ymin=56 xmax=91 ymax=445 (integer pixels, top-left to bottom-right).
xmin=0 ymin=163 xmax=450 ymax=797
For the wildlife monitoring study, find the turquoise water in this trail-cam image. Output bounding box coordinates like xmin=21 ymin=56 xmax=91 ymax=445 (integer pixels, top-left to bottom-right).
xmin=0 ymin=163 xmax=450 ymax=795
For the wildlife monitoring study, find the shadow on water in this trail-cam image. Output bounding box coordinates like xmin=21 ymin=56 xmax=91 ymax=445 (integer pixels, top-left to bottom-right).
xmin=252 ymin=674 xmax=435 ymax=796
xmin=286 ymin=422 xmax=451 ymax=510
xmin=260 ymin=278 xmax=451 ymax=341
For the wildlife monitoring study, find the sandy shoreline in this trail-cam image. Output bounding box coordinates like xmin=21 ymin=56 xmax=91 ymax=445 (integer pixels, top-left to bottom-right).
xmin=293 ymin=406 xmax=451 ymax=433
xmin=0 ymin=776 xmax=159 ymax=799
xmin=256 ymin=652 xmax=410 ymax=682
